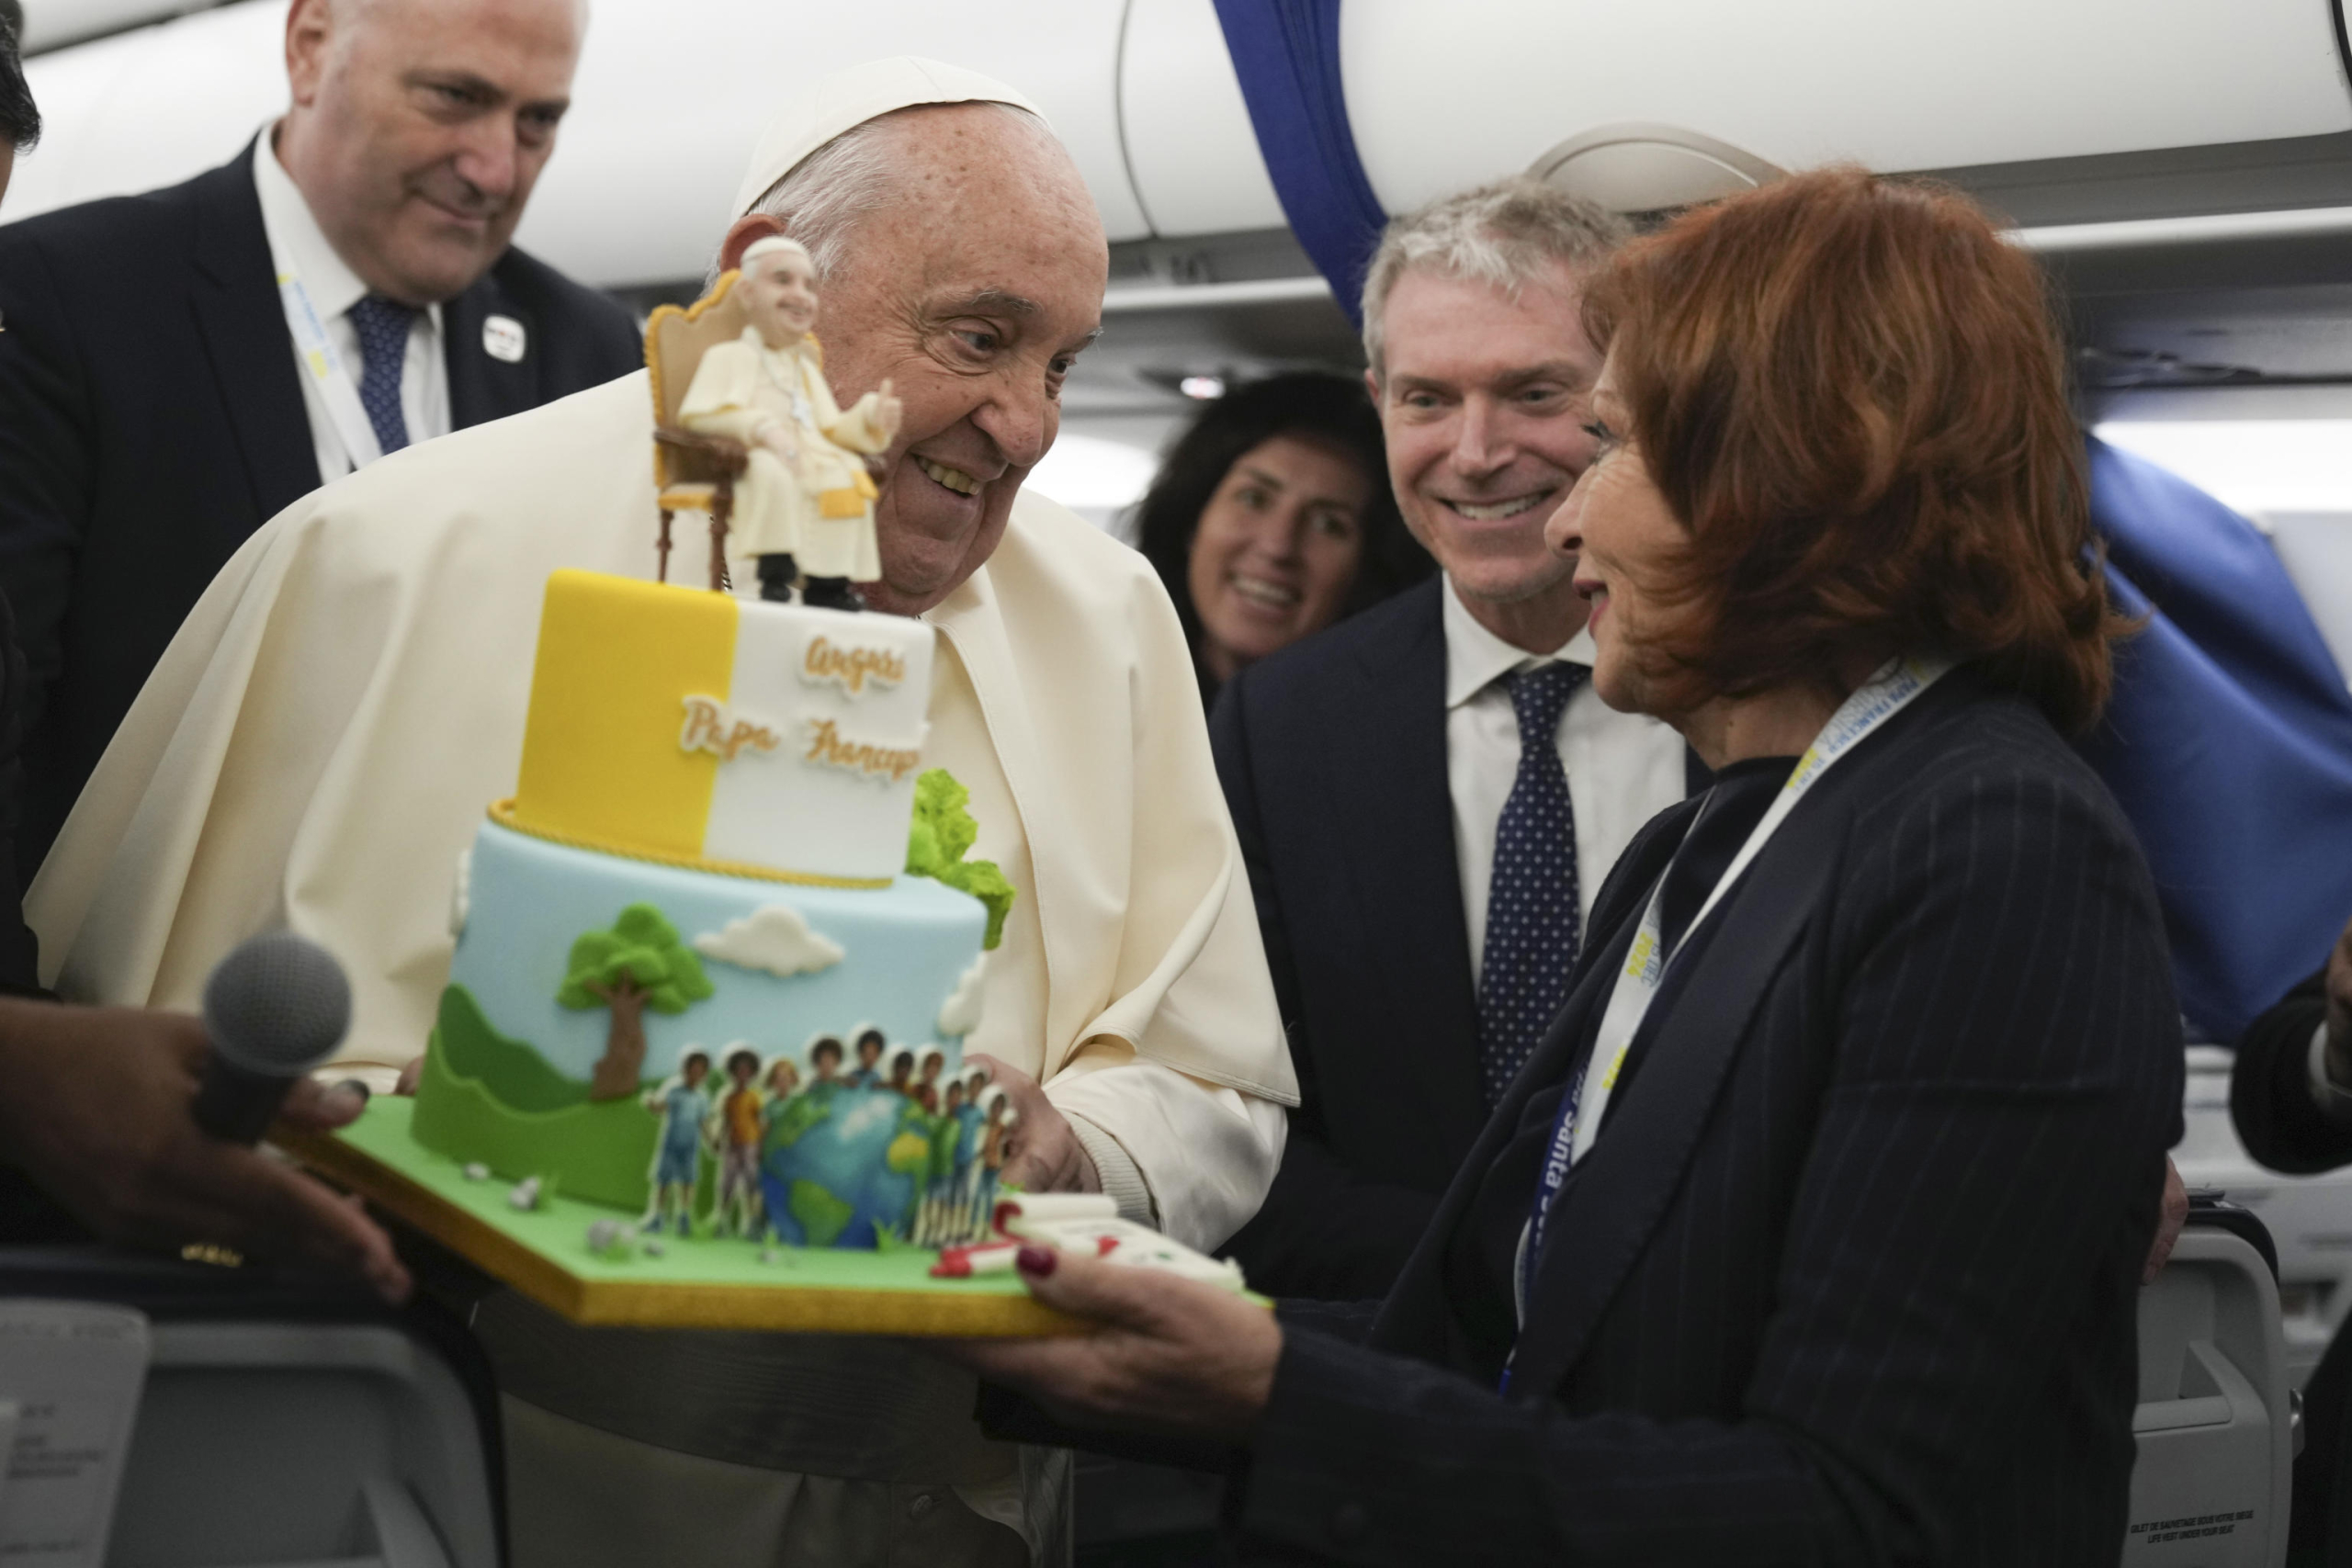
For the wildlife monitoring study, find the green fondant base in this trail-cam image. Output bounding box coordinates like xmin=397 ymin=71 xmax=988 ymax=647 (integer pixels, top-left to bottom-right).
xmin=410 ymin=988 xmax=658 ymax=1212
xmin=335 ymin=1098 xmax=1044 ymax=1304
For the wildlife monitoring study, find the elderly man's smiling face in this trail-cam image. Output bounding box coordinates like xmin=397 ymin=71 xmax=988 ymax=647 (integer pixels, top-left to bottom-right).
xmin=723 ymin=104 xmax=1107 ymax=616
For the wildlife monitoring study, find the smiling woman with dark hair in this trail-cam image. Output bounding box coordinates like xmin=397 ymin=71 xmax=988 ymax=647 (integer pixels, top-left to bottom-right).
xmin=1135 ymin=372 xmax=1429 ymax=701
xmin=960 ymin=168 xmax=2184 ymax=1565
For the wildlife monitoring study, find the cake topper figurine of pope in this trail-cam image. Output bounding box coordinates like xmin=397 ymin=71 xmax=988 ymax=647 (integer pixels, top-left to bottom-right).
xmin=678 ymin=236 xmax=904 ymax=611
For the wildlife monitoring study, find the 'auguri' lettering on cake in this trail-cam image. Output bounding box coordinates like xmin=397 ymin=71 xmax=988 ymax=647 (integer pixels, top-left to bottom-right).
xmin=680 ymin=695 xmax=782 ymax=761
xmin=804 ymin=717 xmax=922 ymax=783
xmin=802 ymin=636 xmax=906 ymax=696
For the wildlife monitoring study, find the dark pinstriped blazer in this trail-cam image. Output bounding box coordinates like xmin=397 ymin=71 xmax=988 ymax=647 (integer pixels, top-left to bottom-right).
xmin=1227 ymin=668 xmax=2185 ymax=1566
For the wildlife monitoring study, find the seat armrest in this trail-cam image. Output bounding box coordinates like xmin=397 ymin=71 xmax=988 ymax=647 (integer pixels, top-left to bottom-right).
xmin=653 ymin=425 xmax=750 ymax=473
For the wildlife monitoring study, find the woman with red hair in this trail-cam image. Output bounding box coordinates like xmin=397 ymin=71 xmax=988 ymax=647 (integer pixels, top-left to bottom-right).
xmin=961 ymin=169 xmax=2183 ymax=1564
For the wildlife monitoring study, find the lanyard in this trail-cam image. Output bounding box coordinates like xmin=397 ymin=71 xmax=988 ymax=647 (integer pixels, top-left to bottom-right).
xmin=1508 ymin=656 xmax=1951 ymax=1342
xmin=275 ymin=269 xmax=384 ymax=472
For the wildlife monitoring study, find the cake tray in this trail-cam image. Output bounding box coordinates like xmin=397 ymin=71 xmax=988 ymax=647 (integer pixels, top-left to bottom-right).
xmin=288 ymin=1098 xmax=1085 ymax=1336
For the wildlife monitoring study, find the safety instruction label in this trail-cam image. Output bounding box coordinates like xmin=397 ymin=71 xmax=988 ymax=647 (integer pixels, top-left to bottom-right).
xmin=0 ymin=1302 xmax=151 ymax=1566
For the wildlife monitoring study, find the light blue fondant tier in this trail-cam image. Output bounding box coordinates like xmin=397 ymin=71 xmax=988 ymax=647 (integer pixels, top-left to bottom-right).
xmin=453 ymin=820 xmax=984 ymax=1084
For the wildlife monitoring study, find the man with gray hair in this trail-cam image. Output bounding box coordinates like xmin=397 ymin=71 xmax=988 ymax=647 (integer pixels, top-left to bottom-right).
xmin=1216 ymin=175 xmax=1694 ymax=1300
xmin=30 ymin=57 xmax=1293 ymax=1566
xmin=0 ymin=0 xmax=638 ymax=885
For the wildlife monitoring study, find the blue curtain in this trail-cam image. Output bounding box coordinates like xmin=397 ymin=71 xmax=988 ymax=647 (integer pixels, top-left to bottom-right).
xmin=1209 ymin=0 xmax=1388 ymax=324
xmin=2081 ymin=440 xmax=2352 ymax=1039
xmin=1210 ymin=10 xmax=2352 ymax=1041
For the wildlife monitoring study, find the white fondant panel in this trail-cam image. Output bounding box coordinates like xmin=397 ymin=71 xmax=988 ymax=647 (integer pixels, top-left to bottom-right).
xmin=701 ymin=599 xmax=934 ymax=882
xmin=1340 ymin=0 xmax=2352 ymax=217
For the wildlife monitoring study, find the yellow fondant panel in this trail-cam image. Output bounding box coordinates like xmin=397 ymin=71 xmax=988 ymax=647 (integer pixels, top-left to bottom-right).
xmin=512 ymin=571 xmax=734 ymax=859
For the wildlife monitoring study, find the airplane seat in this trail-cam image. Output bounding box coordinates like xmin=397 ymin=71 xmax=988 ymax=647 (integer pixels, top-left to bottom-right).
xmin=0 ymin=1245 xmax=503 ymax=1568
xmin=2127 ymin=1198 xmax=2292 ymax=1567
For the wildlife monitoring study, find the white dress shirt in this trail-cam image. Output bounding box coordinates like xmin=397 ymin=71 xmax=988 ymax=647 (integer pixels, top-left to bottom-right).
xmin=252 ymin=133 xmax=449 ymax=485
xmin=1443 ymin=575 xmax=1690 ymax=987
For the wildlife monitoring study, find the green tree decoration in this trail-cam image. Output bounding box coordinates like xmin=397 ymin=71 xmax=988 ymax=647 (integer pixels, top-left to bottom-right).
xmin=556 ymin=904 xmax=715 ymax=1100
xmin=905 ymin=769 xmax=1014 ymax=949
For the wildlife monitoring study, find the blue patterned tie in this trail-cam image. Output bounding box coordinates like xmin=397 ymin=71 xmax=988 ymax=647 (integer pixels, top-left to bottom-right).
xmin=347 ymin=295 xmax=416 ymax=457
xmin=1477 ymin=662 xmax=1589 ymax=1108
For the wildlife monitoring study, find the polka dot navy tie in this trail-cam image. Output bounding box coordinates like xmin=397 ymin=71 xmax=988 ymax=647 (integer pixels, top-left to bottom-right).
xmin=347 ymin=294 xmax=416 ymax=457
xmin=1476 ymin=661 xmax=1589 ymax=1109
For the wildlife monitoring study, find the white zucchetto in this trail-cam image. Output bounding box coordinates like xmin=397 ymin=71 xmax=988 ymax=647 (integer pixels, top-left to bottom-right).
xmin=727 ymin=56 xmax=1048 ymax=223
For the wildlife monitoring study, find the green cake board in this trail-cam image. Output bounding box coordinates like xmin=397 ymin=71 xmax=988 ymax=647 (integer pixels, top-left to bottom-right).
xmin=291 ymin=1098 xmax=1082 ymax=1337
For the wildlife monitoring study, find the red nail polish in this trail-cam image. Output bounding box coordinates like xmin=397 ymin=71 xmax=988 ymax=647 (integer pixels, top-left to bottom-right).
xmin=1015 ymin=1245 xmax=1056 ymax=1278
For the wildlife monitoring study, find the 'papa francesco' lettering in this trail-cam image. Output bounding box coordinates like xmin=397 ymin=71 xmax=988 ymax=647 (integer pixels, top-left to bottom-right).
xmin=680 ymin=695 xmax=782 ymax=762
xmin=804 ymin=717 xmax=922 ymax=784
xmin=802 ymin=636 xmax=907 ymax=697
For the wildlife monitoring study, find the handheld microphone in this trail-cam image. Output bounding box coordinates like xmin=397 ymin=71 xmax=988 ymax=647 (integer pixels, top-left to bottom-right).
xmin=191 ymin=932 xmax=355 ymax=1144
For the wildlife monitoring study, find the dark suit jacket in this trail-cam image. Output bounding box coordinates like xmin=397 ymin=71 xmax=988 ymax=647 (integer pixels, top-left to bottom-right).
xmin=1226 ymin=671 xmax=2184 ymax=1565
xmin=2229 ymin=966 xmax=2340 ymax=1173
xmin=2227 ymin=966 xmax=2352 ymax=1562
xmin=0 ymin=589 xmax=40 ymax=990
xmin=1215 ymin=579 xmax=1704 ymax=1298
xmin=0 ymin=147 xmax=641 ymax=880
xmin=1214 ymin=582 xmax=1484 ymax=1298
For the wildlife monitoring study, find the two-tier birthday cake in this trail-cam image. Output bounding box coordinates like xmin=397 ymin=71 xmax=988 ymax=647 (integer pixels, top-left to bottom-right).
xmin=408 ymin=569 xmax=1012 ymax=1254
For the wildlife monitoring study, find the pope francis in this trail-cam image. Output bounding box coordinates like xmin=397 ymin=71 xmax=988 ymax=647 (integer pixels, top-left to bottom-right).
xmin=28 ymin=58 xmax=1295 ymax=1568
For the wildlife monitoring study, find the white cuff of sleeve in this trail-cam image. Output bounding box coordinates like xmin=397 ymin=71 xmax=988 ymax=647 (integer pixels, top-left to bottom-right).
xmin=1065 ymin=1111 xmax=1157 ymax=1228
xmin=2303 ymin=1021 xmax=2352 ymax=1122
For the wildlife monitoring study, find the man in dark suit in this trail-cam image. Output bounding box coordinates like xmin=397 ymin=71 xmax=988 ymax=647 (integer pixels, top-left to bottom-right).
xmin=1218 ymin=177 xmax=1691 ymax=1299
xmin=0 ymin=0 xmax=639 ymax=882
xmin=2230 ymin=915 xmax=2352 ymax=1562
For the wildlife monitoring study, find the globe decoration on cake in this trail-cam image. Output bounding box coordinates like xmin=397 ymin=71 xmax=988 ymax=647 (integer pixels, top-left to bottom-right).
xmin=760 ymin=1079 xmax=922 ymax=1247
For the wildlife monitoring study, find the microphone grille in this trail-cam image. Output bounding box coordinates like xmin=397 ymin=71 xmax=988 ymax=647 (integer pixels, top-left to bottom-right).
xmin=202 ymin=932 xmax=354 ymax=1074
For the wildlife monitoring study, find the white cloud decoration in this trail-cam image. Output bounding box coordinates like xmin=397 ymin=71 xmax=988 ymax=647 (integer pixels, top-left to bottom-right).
xmin=937 ymin=955 xmax=988 ymax=1039
xmin=448 ymin=845 xmax=473 ymax=939
xmin=693 ymin=906 xmax=846 ymax=977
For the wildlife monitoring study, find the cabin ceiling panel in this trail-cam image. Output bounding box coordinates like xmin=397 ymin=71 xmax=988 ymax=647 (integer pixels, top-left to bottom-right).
xmin=1340 ymin=0 xmax=2352 ymax=215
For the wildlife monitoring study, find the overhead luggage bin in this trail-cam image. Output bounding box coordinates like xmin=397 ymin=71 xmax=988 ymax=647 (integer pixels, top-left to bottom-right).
xmin=6 ymin=0 xmax=1156 ymax=283
xmin=2127 ymin=1208 xmax=2293 ymax=1568
xmin=1341 ymin=0 xmax=2352 ymax=220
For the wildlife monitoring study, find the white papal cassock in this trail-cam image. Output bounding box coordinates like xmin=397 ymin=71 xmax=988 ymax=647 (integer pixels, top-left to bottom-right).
xmin=26 ymin=370 xmax=1295 ymax=1566
xmin=679 ymin=326 xmax=892 ymax=580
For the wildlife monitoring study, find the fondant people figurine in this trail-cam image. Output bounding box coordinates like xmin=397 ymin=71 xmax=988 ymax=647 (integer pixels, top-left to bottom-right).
xmin=913 ymin=1046 xmax=946 ymax=1113
xmin=716 ymin=1047 xmax=765 ymax=1237
xmin=766 ymin=1055 xmax=804 ymax=1100
xmin=908 ymin=1072 xmax=964 ymax=1241
xmin=642 ymin=1049 xmax=714 ymax=1236
xmin=967 ymin=1086 xmax=1016 ymax=1235
xmin=845 ymin=1028 xmax=886 ymax=1089
xmin=676 ymin=235 xmax=903 ymax=611
xmin=885 ymin=1048 xmax=916 ymax=1100
xmin=947 ymin=1066 xmax=991 ymax=1235
xmin=804 ymin=1035 xmax=844 ymax=1092
xmin=758 ymin=1055 xmax=820 ymax=1163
